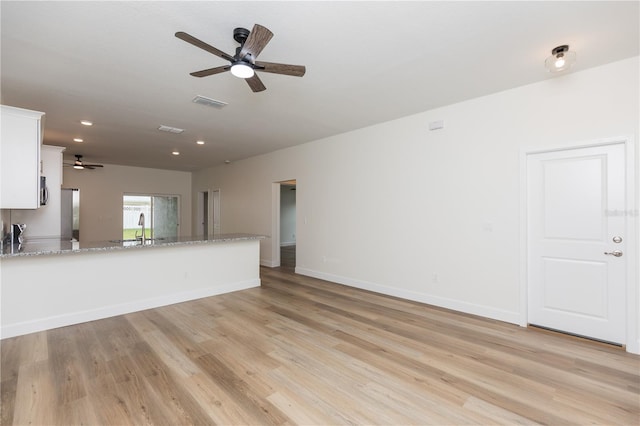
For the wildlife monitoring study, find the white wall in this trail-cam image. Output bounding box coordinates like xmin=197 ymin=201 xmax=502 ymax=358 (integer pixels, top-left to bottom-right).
xmin=280 ymin=185 xmax=296 ymax=246
xmin=63 ymin=164 xmax=192 ymax=242
xmin=192 ymin=58 xmax=639 ymax=333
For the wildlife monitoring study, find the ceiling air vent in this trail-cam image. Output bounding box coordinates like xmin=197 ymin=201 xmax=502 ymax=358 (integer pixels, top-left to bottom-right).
xmin=192 ymin=95 xmax=228 ymax=109
xmin=158 ymin=125 xmax=184 ymax=134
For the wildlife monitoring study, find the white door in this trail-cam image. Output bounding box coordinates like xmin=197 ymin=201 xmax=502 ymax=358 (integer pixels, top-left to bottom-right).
xmin=212 ymin=189 xmax=221 ymax=235
xmin=527 ymin=143 xmax=627 ymax=344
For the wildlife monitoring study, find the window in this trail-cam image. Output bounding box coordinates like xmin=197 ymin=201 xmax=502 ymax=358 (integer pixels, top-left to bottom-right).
xmin=122 ymin=194 xmax=179 ymax=239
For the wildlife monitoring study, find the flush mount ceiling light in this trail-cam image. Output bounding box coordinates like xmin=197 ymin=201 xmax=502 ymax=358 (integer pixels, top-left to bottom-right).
xmin=80 ymin=120 xmax=93 ymax=126
xmin=196 ymin=140 xmax=205 ymax=145
xmin=545 ymin=45 xmax=576 ymax=73
xmin=230 ymin=61 xmax=255 ymax=79
xmin=172 ymin=151 xmax=180 ymax=156
xmin=73 ymin=138 xmax=83 ymax=143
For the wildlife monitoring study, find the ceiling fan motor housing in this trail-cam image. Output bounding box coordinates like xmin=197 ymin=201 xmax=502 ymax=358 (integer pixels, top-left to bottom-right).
xmin=233 ymin=27 xmax=250 ymax=45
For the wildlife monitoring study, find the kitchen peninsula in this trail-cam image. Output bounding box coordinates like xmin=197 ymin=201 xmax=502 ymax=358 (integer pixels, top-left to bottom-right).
xmin=0 ymin=234 xmax=264 ymax=339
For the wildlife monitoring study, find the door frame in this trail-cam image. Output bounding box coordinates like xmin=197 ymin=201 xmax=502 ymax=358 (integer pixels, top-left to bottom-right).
xmin=196 ymin=190 xmax=209 ymax=237
xmin=271 ymin=183 xmax=281 ymax=268
xmin=270 ymin=179 xmax=297 ymax=268
xmin=519 ymin=136 xmax=637 ymax=353
xmin=196 ymin=189 xmax=220 ymax=237
xmin=211 ymin=189 xmax=221 ymax=235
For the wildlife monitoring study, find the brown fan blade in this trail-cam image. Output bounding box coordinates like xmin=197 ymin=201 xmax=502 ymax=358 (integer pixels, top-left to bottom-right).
xmin=245 ymin=74 xmax=266 ymax=92
xmin=190 ymin=65 xmax=230 ymax=77
xmin=239 ymin=24 xmax=273 ymax=60
xmin=255 ymin=61 xmax=306 ymax=77
xmin=175 ymin=31 xmax=234 ymax=62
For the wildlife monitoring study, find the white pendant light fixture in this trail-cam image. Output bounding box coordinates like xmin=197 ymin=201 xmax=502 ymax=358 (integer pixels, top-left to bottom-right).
xmin=230 ymin=61 xmax=255 ymax=79
xmin=545 ymin=45 xmax=576 ymax=73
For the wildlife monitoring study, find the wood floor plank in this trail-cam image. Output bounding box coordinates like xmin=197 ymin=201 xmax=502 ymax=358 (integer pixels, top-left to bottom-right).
xmin=11 ymin=360 xmax=56 ymax=425
xmin=1 ymin=265 xmax=639 ymax=424
xmin=196 ymin=352 xmax=289 ymax=425
xmin=183 ymin=372 xmax=260 ymax=425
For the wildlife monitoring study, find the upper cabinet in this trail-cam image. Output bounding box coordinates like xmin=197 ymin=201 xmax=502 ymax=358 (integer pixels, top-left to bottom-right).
xmin=1 ymin=105 xmax=45 ymax=209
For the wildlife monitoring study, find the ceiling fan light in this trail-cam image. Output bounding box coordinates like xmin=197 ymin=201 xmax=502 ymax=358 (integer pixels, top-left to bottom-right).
xmin=230 ymin=62 xmax=254 ymax=79
xmin=545 ymin=45 xmax=576 ymax=73
xmin=73 ymin=164 xmax=84 ymax=170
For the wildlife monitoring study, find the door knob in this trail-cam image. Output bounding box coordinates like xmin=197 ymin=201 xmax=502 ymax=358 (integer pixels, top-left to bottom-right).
xmin=604 ymin=250 xmax=623 ymax=257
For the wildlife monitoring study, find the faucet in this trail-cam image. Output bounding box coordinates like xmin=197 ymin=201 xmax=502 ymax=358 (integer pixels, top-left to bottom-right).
xmin=136 ymin=212 xmax=146 ymax=243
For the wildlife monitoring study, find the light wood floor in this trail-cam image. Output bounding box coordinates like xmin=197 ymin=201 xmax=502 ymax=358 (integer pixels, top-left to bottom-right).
xmin=2 ymin=266 xmax=639 ymax=425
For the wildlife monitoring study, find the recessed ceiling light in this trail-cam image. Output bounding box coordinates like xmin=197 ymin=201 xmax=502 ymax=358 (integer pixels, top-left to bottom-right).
xmin=73 ymin=138 xmax=83 ymax=142
xmin=80 ymin=120 xmax=93 ymax=126
xmin=196 ymin=140 xmax=205 ymax=145
xmin=172 ymin=151 xmax=180 ymax=156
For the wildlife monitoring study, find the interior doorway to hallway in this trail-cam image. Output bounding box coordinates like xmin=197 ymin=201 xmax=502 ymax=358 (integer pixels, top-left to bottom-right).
xmin=272 ymin=179 xmax=296 ymax=269
xmin=196 ymin=189 xmax=220 ymax=238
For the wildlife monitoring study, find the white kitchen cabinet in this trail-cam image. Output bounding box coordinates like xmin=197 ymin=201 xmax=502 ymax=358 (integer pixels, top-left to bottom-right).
xmin=10 ymin=145 xmax=65 ymax=238
xmin=1 ymin=105 xmax=45 ymax=209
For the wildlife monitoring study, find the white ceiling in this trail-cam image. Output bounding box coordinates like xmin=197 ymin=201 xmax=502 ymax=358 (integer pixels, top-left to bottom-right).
xmin=1 ymin=1 xmax=638 ymax=172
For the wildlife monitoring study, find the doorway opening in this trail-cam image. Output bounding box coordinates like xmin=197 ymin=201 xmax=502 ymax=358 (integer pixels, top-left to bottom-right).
xmin=197 ymin=189 xmax=220 ymax=238
xmin=272 ymin=179 xmax=296 ymax=269
xmin=61 ymin=188 xmax=80 ymax=241
xmin=280 ymin=181 xmax=297 ymax=269
xmin=199 ymin=191 xmax=208 ymax=237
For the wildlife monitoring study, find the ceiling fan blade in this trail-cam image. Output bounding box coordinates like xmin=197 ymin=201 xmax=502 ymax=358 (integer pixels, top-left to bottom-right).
xmin=175 ymin=31 xmax=234 ymax=62
xmin=245 ymin=74 xmax=266 ymax=92
xmin=190 ymin=65 xmax=230 ymax=77
xmin=255 ymin=61 xmax=306 ymax=77
xmin=85 ymin=164 xmax=104 ymax=168
xmin=239 ymin=24 xmax=273 ymax=60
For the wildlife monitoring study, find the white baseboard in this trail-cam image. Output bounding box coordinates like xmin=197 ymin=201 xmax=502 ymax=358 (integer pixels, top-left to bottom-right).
xmin=295 ymin=267 xmax=520 ymax=325
xmin=261 ymin=258 xmax=279 ymax=267
xmin=1 ymin=278 xmax=260 ymax=339
xmin=627 ymin=339 xmax=640 ymax=355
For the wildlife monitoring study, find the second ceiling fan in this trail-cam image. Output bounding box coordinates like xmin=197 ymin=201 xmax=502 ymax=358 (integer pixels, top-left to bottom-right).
xmin=67 ymin=155 xmax=104 ymax=170
xmin=175 ymin=24 xmax=306 ymax=92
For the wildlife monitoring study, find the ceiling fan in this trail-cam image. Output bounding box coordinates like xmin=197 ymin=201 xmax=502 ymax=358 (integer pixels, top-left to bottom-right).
xmin=64 ymin=155 xmax=104 ymax=170
xmin=175 ymin=24 xmax=306 ymax=92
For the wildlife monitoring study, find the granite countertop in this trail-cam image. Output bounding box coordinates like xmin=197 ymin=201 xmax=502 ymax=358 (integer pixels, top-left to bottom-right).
xmin=0 ymin=233 xmax=265 ymax=258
